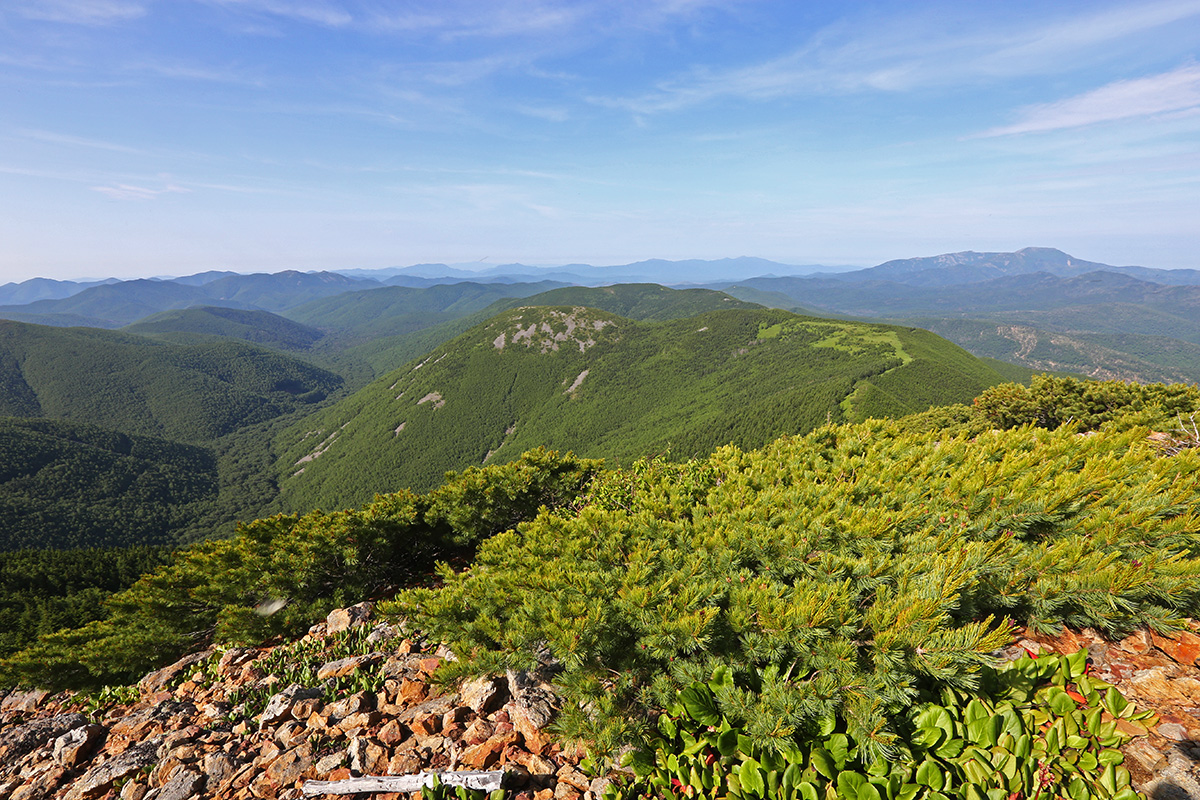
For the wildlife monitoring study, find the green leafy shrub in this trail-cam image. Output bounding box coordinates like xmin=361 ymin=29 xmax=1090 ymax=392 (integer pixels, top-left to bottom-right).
xmin=403 ymin=419 xmax=1200 ymax=758
xmin=610 ymin=650 xmax=1151 ymax=800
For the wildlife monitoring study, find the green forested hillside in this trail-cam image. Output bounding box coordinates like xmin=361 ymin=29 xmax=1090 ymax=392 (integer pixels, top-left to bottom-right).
xmin=0 ymin=545 xmax=174 ymax=660
xmin=123 ymin=306 xmax=325 ymax=351
xmin=484 ymin=283 xmax=760 ymax=321
xmin=274 ymin=306 xmax=1011 ymax=511
xmin=323 ymin=283 xmax=761 ymax=379
xmin=0 ymin=320 xmax=342 ymax=441
xmin=0 ymin=418 xmax=218 ymax=550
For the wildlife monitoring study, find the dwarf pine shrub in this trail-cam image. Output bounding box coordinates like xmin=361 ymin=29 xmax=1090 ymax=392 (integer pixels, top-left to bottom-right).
xmin=403 ymin=419 xmax=1200 ymax=759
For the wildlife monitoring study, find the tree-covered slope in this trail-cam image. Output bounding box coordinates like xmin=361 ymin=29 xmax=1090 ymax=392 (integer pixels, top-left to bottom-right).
xmin=0 ymin=417 xmax=218 ymax=550
xmin=316 ymin=283 xmax=761 ymax=379
xmin=0 ymin=544 xmax=173 ymax=661
xmin=123 ymin=306 xmax=325 ymax=351
xmin=0 ymin=320 xmax=342 ymax=441
xmin=274 ymin=306 xmax=1011 ymax=510
xmin=407 ymin=406 xmax=1200 ymax=756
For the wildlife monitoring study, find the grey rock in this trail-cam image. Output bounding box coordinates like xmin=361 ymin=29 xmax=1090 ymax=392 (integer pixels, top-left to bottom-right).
xmin=53 ymin=723 xmax=107 ymax=769
xmin=365 ymin=622 xmax=401 ymax=646
xmin=0 ymin=712 xmax=89 ymax=766
xmin=460 ymin=675 xmax=505 ymax=715
xmin=259 ymin=684 xmax=323 ymax=729
xmin=326 ymin=602 xmax=374 ymax=634
xmin=201 ymin=751 xmax=239 ymax=794
xmin=0 ymin=688 xmax=50 ymax=713
xmin=155 ymin=769 xmax=205 ymax=800
xmin=65 ymin=735 xmax=164 ymax=800
xmin=139 ymin=650 xmax=213 ymax=694
xmin=507 ymin=669 xmax=559 ymax=730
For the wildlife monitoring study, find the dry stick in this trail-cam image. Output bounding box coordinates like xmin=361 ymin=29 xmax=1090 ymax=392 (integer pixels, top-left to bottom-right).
xmin=302 ymin=769 xmax=506 ymax=796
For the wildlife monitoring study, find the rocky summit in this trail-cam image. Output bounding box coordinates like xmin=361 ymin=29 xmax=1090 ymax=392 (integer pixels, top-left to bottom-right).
xmin=0 ymin=603 xmax=600 ymax=800
xmin=2 ymin=603 xmax=1199 ymax=800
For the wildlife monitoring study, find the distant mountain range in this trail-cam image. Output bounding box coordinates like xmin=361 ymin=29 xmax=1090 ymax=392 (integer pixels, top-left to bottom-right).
xmin=3 ymin=245 xmax=1197 ymax=389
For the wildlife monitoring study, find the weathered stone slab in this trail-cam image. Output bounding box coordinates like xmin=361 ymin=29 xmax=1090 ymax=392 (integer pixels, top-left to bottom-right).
xmin=64 ymin=735 xmax=164 ymax=800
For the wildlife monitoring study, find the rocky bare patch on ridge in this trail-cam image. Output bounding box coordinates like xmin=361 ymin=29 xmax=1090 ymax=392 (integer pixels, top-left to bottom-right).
xmin=493 ymin=309 xmax=614 ymax=354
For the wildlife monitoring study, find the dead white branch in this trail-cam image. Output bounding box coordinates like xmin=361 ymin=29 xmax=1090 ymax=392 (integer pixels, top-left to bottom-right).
xmin=302 ymin=769 xmax=505 ymax=796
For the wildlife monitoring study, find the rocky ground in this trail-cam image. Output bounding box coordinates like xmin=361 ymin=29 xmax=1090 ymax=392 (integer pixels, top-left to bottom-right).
xmin=1 ymin=604 xmax=1198 ymax=800
xmin=1019 ymin=622 xmax=1200 ymax=800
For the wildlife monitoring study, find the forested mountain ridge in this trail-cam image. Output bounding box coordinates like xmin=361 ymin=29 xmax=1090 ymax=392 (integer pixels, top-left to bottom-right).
xmin=898 ymin=318 xmax=1200 ymax=385
xmin=0 ymin=271 xmax=377 ymax=329
xmin=123 ymin=307 xmax=325 ymax=351
xmin=4 ymin=248 xmax=1198 ymax=386
xmin=273 ymin=305 xmax=1014 ymax=511
xmin=332 ymin=283 xmax=765 ymax=380
xmin=0 ymin=320 xmax=341 ymax=441
xmin=830 ymin=246 xmax=1200 ymax=287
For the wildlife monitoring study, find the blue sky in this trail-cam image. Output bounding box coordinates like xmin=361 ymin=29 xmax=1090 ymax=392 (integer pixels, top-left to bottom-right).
xmin=2 ymin=0 xmax=1199 ymax=282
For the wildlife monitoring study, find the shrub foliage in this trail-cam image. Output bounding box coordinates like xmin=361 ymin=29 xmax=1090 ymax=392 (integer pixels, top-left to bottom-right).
xmin=403 ymin=416 xmax=1200 ymax=758
xmin=0 ymin=448 xmax=599 ymax=689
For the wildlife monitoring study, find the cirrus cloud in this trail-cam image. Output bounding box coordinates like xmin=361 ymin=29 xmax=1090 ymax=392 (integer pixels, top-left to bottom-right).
xmin=91 ymin=182 xmax=190 ymax=200
xmin=980 ymin=63 xmax=1200 ymax=137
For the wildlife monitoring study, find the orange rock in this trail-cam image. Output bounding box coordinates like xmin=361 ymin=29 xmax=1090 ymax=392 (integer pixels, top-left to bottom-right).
xmin=388 ymin=748 xmax=422 ymax=775
xmin=348 ymin=736 xmax=389 ymax=775
xmin=1150 ymin=630 xmax=1200 ymax=666
xmin=317 ymin=654 xmax=382 ymax=681
xmin=557 ymin=765 xmax=592 ymax=792
xmin=336 ymin=711 xmax=382 ymax=732
xmin=1118 ymin=630 xmax=1154 ymax=655
xmin=410 ymin=713 xmax=442 ymax=737
xmin=399 ymin=679 xmax=428 ymax=705
xmin=462 ymin=717 xmax=495 ymax=746
xmin=291 ymin=697 xmax=323 ymax=720
xmin=265 ymin=742 xmax=313 ymax=785
xmin=378 ymin=718 xmax=408 ymax=747
xmin=507 ymin=748 xmax=557 ymax=776
xmin=1055 ymin=627 xmax=1086 ymax=655
xmin=460 ymin=731 xmax=519 ymax=769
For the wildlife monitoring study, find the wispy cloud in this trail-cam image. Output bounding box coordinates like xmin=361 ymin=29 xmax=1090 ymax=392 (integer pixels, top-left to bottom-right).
xmin=128 ymin=59 xmax=265 ymax=85
xmin=203 ymin=0 xmax=351 ymax=27
xmin=205 ymin=0 xmax=728 ymax=41
xmin=11 ymin=0 xmax=146 ymax=25
xmin=514 ymin=104 xmax=570 ymax=122
xmin=976 ymin=0 xmax=1200 ymax=75
xmin=591 ymin=1 xmax=1200 ymax=114
xmin=17 ymin=128 xmax=144 ymax=154
xmin=980 ymin=63 xmax=1200 ymax=136
xmin=368 ymin=3 xmax=585 ymax=40
xmin=91 ymin=182 xmax=190 ymax=200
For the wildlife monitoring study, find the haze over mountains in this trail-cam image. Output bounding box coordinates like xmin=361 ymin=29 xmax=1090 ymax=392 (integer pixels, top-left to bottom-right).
xmin=4 ymin=245 xmax=1197 ymax=384
xmin=1 ymin=245 xmax=1198 ymax=550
